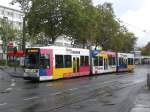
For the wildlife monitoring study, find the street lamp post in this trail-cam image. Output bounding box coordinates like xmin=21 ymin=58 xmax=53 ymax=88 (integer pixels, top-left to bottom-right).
xmin=3 ymin=16 xmax=8 ymax=66
xmin=22 ymin=16 xmax=26 ymax=52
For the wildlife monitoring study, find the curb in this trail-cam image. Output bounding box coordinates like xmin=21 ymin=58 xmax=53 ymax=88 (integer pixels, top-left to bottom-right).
xmin=0 ymin=66 xmax=23 ymax=78
xmin=9 ymin=73 xmax=23 ymax=78
xmin=6 ymin=71 xmax=23 ymax=78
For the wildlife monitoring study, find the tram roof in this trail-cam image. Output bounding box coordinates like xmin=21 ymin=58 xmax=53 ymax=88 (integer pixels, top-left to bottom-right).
xmin=28 ymin=46 xmax=90 ymax=51
xmin=118 ymin=52 xmax=134 ymax=58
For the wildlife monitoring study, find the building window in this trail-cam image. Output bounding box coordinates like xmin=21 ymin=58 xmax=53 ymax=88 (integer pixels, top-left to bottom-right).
xmin=1 ymin=10 xmax=4 ymax=15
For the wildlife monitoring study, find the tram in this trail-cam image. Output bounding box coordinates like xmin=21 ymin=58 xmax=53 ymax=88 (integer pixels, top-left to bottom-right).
xmin=24 ymin=46 xmax=90 ymax=81
xmin=117 ymin=53 xmax=134 ymax=72
xmin=91 ymin=50 xmax=116 ymax=74
xmin=24 ymin=46 xmax=135 ymax=81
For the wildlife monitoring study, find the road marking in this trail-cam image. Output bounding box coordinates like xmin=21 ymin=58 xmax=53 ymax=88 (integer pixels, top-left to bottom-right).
xmin=116 ymin=79 xmax=145 ymax=90
xmin=10 ymin=83 xmax=15 ymax=87
xmin=0 ymin=103 xmax=7 ymax=106
xmin=5 ymin=88 xmax=12 ymax=91
xmin=134 ymin=104 xmax=150 ymax=108
xmin=51 ymin=92 xmax=62 ymax=96
xmin=1 ymin=89 xmax=11 ymax=93
xmin=69 ymin=88 xmax=78 ymax=91
xmin=24 ymin=96 xmax=39 ymax=101
xmin=133 ymin=79 xmax=145 ymax=84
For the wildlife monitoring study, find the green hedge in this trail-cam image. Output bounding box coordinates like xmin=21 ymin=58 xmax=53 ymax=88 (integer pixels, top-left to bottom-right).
xmin=0 ymin=60 xmax=6 ymax=66
xmin=0 ymin=60 xmax=20 ymax=66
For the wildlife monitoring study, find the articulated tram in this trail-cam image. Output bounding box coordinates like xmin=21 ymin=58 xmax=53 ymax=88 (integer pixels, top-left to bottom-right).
xmin=117 ymin=53 xmax=135 ymax=72
xmin=24 ymin=46 xmax=135 ymax=81
xmin=24 ymin=46 xmax=90 ymax=81
xmin=91 ymin=51 xmax=117 ymax=74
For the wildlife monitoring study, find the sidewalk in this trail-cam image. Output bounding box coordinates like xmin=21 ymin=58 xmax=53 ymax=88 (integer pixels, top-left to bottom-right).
xmin=130 ymin=86 xmax=150 ymax=112
xmin=0 ymin=66 xmax=24 ymax=78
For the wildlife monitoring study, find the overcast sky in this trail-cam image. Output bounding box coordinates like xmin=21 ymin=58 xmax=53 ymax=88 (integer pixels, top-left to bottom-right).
xmin=0 ymin=0 xmax=150 ymax=47
xmin=93 ymin=0 xmax=150 ymax=47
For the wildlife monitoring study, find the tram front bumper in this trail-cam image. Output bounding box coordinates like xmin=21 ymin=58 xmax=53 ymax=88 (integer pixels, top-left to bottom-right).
xmin=24 ymin=72 xmax=39 ymax=80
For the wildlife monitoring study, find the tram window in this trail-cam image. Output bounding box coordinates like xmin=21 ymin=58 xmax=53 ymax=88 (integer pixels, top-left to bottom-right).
xmin=64 ymin=55 xmax=72 ymax=68
xmin=25 ymin=53 xmax=39 ymax=69
xmin=109 ymin=57 xmax=113 ymax=65
xmin=123 ymin=59 xmax=126 ymax=65
xmin=94 ymin=57 xmax=98 ymax=66
xmin=55 ymin=55 xmax=64 ymax=68
xmin=122 ymin=58 xmax=124 ymax=65
xmin=99 ymin=57 xmax=103 ymax=66
xmin=128 ymin=58 xmax=130 ymax=65
xmin=113 ymin=58 xmax=116 ymax=65
xmin=119 ymin=58 xmax=121 ymax=65
xmin=119 ymin=58 xmax=123 ymax=65
xmin=40 ymin=54 xmax=50 ymax=69
xmin=128 ymin=58 xmax=134 ymax=65
xmin=131 ymin=58 xmax=134 ymax=65
xmin=85 ymin=56 xmax=89 ymax=66
xmin=122 ymin=58 xmax=125 ymax=65
xmin=80 ymin=56 xmax=85 ymax=66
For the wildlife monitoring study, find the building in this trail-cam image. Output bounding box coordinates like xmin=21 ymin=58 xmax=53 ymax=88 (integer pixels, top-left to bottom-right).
xmin=53 ymin=35 xmax=73 ymax=47
xmin=0 ymin=5 xmax=23 ymax=30
xmin=131 ymin=51 xmax=142 ymax=64
xmin=131 ymin=50 xmax=150 ymax=64
xmin=0 ymin=5 xmax=23 ymax=60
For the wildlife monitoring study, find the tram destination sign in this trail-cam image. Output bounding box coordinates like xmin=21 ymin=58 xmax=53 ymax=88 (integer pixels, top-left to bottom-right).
xmin=26 ymin=48 xmax=39 ymax=53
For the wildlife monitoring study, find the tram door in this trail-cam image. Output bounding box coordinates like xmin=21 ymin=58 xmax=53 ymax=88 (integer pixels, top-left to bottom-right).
xmin=104 ymin=58 xmax=108 ymax=70
xmin=73 ymin=57 xmax=80 ymax=73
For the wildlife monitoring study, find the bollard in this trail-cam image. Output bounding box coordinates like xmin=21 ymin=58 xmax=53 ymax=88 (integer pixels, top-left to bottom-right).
xmin=147 ymin=73 xmax=150 ymax=89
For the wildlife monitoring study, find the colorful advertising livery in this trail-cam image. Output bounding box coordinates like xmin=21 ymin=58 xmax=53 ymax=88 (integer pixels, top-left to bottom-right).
xmin=24 ymin=46 xmax=135 ymax=81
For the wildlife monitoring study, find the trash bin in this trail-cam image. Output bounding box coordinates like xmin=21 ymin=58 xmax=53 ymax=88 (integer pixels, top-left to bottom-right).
xmin=147 ymin=73 xmax=150 ymax=89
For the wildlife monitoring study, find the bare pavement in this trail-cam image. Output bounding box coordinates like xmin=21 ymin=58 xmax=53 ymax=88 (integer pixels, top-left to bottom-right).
xmin=0 ymin=65 xmax=150 ymax=112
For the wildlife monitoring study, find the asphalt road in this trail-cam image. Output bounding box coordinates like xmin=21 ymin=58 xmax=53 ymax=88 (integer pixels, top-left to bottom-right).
xmin=0 ymin=65 xmax=149 ymax=112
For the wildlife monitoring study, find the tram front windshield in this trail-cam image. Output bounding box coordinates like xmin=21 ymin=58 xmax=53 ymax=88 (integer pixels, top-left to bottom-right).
xmin=25 ymin=49 xmax=40 ymax=69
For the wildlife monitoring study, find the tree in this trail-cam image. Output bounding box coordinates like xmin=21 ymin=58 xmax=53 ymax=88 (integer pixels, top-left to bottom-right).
xmin=0 ymin=18 xmax=18 ymax=42
xmin=11 ymin=0 xmax=31 ymax=13
xmin=11 ymin=0 xmax=31 ymax=51
xmin=12 ymin=0 xmax=137 ymax=52
xmin=141 ymin=42 xmax=150 ymax=56
xmin=26 ymin=0 xmax=93 ymax=44
xmin=0 ymin=18 xmax=19 ymax=65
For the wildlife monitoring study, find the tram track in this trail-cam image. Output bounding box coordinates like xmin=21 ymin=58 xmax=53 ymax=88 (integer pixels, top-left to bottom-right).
xmin=0 ymin=71 xmax=145 ymax=112
xmin=0 ymin=65 xmax=148 ymax=112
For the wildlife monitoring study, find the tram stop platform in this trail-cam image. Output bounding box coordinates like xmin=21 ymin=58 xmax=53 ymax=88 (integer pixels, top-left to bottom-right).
xmin=130 ymin=84 xmax=150 ymax=112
